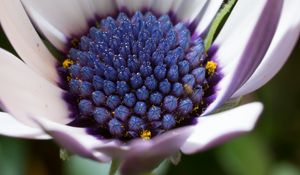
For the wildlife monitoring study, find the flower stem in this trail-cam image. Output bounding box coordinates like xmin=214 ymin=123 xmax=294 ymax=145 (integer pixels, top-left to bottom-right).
xmin=204 ymin=0 xmax=237 ymax=51
xmin=109 ymin=159 xmax=120 ymax=175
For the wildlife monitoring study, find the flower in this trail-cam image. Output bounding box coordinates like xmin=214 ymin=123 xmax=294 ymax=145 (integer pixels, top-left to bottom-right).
xmin=0 ymin=0 xmax=299 ymax=175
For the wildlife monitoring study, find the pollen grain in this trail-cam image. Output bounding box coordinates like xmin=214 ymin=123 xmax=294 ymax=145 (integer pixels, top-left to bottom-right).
xmin=63 ymin=59 xmax=74 ymax=69
xmin=206 ymin=61 xmax=217 ymax=76
xmin=140 ymin=130 xmax=152 ymax=140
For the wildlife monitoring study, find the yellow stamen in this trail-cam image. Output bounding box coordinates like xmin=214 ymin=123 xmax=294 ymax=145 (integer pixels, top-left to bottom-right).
xmin=184 ymin=84 xmax=193 ymax=94
xmin=140 ymin=130 xmax=151 ymax=140
xmin=67 ymin=76 xmax=72 ymax=81
xmin=63 ymin=59 xmax=74 ymax=69
xmin=206 ymin=61 xmax=217 ymax=75
xmin=193 ymin=105 xmax=199 ymax=112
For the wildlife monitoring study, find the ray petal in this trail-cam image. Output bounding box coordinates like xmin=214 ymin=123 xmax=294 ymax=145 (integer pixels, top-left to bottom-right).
xmin=21 ymin=0 xmax=89 ymax=38
xmin=233 ymin=0 xmax=300 ymax=97
xmin=173 ymin=0 xmax=207 ymax=24
xmin=120 ymin=126 xmax=193 ymax=175
xmin=32 ymin=117 xmax=113 ymax=162
xmin=0 ymin=49 xmax=71 ymax=126
xmin=193 ymin=0 xmax=223 ymax=36
xmin=0 ymin=112 xmax=50 ymax=139
xmin=203 ymin=0 xmax=283 ymax=115
xmin=0 ymin=0 xmax=59 ymax=82
xmin=115 ymin=0 xmax=153 ymax=13
xmin=181 ymin=102 xmax=263 ymax=154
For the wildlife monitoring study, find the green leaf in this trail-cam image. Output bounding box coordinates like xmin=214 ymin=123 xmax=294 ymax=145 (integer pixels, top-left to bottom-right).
xmin=63 ymin=156 xmax=113 ymax=175
xmin=216 ymin=134 xmax=271 ymax=175
xmin=0 ymin=137 xmax=29 ymax=175
xmin=109 ymin=159 xmax=120 ymax=175
xmin=152 ymin=160 xmax=170 ymax=175
xmin=271 ymin=162 xmax=300 ymax=175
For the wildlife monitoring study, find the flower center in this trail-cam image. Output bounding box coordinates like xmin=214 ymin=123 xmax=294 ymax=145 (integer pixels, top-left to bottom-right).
xmin=59 ymin=11 xmax=217 ymax=141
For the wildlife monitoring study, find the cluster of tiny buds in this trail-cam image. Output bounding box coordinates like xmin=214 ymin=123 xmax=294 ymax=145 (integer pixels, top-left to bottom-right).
xmin=60 ymin=11 xmax=217 ymax=141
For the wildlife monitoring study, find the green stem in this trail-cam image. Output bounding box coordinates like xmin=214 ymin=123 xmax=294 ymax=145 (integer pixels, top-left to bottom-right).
xmin=204 ymin=0 xmax=237 ymax=51
xmin=109 ymin=159 xmax=120 ymax=175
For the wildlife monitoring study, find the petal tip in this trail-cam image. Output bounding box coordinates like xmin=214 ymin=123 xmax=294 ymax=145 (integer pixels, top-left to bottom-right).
xmin=181 ymin=102 xmax=264 ymax=154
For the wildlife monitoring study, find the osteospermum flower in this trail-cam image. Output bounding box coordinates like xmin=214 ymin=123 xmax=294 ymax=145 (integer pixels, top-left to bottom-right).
xmin=0 ymin=0 xmax=299 ymax=174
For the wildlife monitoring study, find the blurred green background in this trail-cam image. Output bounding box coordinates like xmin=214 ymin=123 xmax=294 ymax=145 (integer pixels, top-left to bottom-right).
xmin=0 ymin=27 xmax=300 ymax=175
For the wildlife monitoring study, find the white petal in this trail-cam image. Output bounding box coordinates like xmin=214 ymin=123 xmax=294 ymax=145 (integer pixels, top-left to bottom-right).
xmin=213 ymin=0 xmax=278 ymax=68
xmin=170 ymin=0 xmax=184 ymax=13
xmin=32 ymin=117 xmax=113 ymax=162
xmin=193 ymin=0 xmax=223 ymax=35
xmin=181 ymin=102 xmax=263 ymax=154
xmin=203 ymin=0 xmax=282 ymax=115
xmin=21 ymin=0 xmax=89 ymax=38
xmin=173 ymin=0 xmax=207 ymax=24
xmin=116 ymin=0 xmax=153 ymax=12
xmin=0 ymin=112 xmax=50 ymax=139
xmin=76 ymin=0 xmax=97 ymax=20
xmin=151 ymin=0 xmax=175 ymax=14
xmin=0 ymin=0 xmax=59 ymax=83
xmin=23 ymin=0 xmax=117 ymax=51
xmin=233 ymin=0 xmax=300 ymax=97
xmin=25 ymin=7 xmax=68 ymax=51
xmin=92 ymin=0 xmax=117 ymax=16
xmin=0 ymin=49 xmax=71 ymax=126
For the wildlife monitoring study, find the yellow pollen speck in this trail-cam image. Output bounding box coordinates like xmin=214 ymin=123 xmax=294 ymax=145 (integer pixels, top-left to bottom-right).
xmin=206 ymin=61 xmax=217 ymax=75
xmin=63 ymin=59 xmax=74 ymax=69
xmin=184 ymin=84 xmax=193 ymax=94
xmin=140 ymin=130 xmax=151 ymax=140
xmin=67 ymin=76 xmax=72 ymax=81
xmin=193 ymin=105 xmax=199 ymax=112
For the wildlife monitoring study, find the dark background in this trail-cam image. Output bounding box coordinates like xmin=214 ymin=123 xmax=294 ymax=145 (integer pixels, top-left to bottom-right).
xmin=0 ymin=27 xmax=300 ymax=175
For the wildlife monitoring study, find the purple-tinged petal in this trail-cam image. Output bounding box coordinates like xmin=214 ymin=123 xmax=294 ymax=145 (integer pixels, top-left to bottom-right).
xmin=233 ymin=0 xmax=300 ymax=97
xmin=116 ymin=0 xmax=153 ymax=12
xmin=120 ymin=126 xmax=193 ymax=175
xmin=0 ymin=49 xmax=71 ymax=126
xmin=0 ymin=112 xmax=50 ymax=139
xmin=193 ymin=0 xmax=223 ymax=36
xmin=0 ymin=0 xmax=59 ymax=83
xmin=181 ymin=102 xmax=263 ymax=154
xmin=32 ymin=117 xmax=112 ymax=162
xmin=203 ymin=0 xmax=283 ymax=115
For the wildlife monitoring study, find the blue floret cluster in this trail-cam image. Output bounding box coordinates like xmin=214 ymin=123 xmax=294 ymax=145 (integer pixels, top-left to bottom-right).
xmin=61 ymin=11 xmax=211 ymax=140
